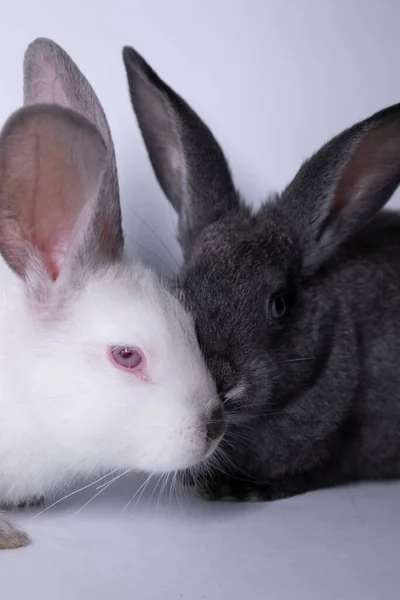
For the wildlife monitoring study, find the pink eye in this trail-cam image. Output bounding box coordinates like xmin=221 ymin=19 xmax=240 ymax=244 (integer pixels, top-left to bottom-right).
xmin=110 ymin=346 xmax=143 ymax=371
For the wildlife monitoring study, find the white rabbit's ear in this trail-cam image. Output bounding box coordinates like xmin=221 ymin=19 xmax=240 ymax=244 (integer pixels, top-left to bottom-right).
xmin=24 ymin=38 xmax=114 ymax=154
xmin=0 ymin=104 xmax=110 ymax=286
xmin=22 ymin=37 xmax=123 ymax=268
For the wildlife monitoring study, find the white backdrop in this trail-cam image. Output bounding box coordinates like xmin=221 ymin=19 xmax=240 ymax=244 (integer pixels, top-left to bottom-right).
xmin=1 ymin=0 xmax=400 ymax=273
xmin=1 ymin=1 xmax=400 ymax=599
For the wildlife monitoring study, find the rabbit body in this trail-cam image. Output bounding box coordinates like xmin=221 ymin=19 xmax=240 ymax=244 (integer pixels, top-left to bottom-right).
xmin=0 ymin=39 xmax=224 ymax=548
xmin=123 ymin=46 xmax=400 ymax=500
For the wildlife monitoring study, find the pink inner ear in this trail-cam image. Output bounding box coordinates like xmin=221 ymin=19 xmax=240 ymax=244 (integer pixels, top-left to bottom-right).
xmin=334 ymin=119 xmax=400 ymax=216
xmin=28 ymin=144 xmax=88 ymax=280
xmin=40 ymin=235 xmax=68 ymax=281
xmin=0 ymin=107 xmax=107 ymax=282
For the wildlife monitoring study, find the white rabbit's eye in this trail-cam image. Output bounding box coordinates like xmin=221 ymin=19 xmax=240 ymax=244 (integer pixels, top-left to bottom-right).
xmin=178 ymin=289 xmax=185 ymax=303
xmin=110 ymin=346 xmax=143 ymax=370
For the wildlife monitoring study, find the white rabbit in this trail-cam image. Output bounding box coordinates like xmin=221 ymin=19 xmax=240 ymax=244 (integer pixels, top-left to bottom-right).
xmin=0 ymin=38 xmax=225 ymax=549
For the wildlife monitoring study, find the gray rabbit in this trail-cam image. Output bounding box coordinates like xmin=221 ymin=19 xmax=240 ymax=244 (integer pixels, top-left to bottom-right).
xmin=123 ymin=46 xmax=400 ymax=501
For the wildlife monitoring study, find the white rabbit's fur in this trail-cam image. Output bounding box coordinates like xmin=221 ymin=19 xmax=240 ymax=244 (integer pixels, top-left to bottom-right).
xmin=0 ymin=261 xmax=219 ymax=506
xmin=0 ymin=38 xmax=224 ymax=548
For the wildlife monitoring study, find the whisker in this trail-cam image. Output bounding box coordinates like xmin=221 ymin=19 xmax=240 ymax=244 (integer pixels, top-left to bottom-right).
xmin=158 ymin=472 xmax=171 ymax=511
xmin=126 ymin=206 xmax=180 ymax=269
xmin=120 ymin=472 xmax=153 ymax=516
xmin=148 ymin=473 xmax=164 ymax=506
xmin=96 ymin=468 xmax=135 ymax=490
xmin=125 ymin=235 xmax=176 ymax=276
xmin=70 ymin=466 xmax=135 ymax=518
xmin=280 ymin=357 xmax=324 ymax=364
xmin=169 ymin=472 xmax=178 ymax=507
xmin=33 ymin=469 xmax=120 ymax=519
xmin=131 ymin=473 xmax=154 ymax=512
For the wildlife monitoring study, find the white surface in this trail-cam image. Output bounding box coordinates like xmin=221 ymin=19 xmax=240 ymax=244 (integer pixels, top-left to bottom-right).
xmin=4 ymin=478 xmax=400 ymax=600
xmin=1 ymin=0 xmax=400 ymax=598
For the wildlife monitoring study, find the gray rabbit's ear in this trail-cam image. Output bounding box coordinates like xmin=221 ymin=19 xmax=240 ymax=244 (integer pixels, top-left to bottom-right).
xmin=280 ymin=103 xmax=400 ymax=272
xmin=123 ymin=46 xmax=239 ymax=257
xmin=23 ymin=37 xmax=123 ymax=262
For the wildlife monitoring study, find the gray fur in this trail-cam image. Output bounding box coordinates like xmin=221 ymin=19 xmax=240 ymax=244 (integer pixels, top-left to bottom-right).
xmin=124 ymin=47 xmax=400 ymax=500
xmin=122 ymin=47 xmax=239 ymax=259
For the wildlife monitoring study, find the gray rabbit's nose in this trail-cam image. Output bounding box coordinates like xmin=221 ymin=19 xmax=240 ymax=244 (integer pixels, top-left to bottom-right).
xmin=206 ymin=405 xmax=226 ymax=442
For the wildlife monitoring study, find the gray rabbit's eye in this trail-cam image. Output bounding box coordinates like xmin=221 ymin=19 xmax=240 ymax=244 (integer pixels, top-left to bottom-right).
xmin=270 ymin=294 xmax=288 ymax=320
xmin=178 ymin=289 xmax=185 ymax=304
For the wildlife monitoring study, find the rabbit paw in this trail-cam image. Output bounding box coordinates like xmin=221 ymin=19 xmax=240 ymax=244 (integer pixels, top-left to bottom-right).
xmin=198 ymin=478 xmax=306 ymax=502
xmin=0 ymin=515 xmax=30 ymax=550
xmin=17 ymin=496 xmax=45 ymax=509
